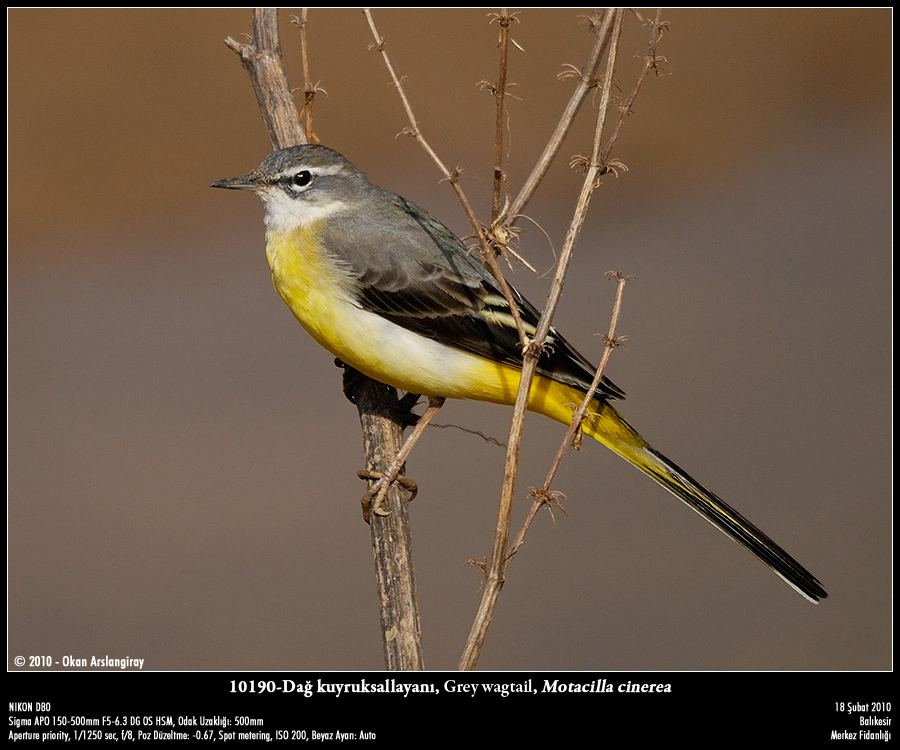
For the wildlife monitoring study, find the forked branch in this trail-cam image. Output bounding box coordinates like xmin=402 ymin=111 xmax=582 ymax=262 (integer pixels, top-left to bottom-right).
xmin=458 ymin=8 xmax=628 ymax=671
xmin=363 ymin=8 xmax=529 ymax=348
xmin=222 ymin=8 xmax=307 ymax=150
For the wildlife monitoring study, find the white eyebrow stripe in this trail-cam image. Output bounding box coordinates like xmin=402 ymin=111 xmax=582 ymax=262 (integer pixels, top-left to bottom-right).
xmin=286 ymin=164 xmax=345 ymax=178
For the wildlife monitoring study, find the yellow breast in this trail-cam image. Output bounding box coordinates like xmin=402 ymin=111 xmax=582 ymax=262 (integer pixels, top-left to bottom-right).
xmin=265 ymin=223 xmax=356 ymax=355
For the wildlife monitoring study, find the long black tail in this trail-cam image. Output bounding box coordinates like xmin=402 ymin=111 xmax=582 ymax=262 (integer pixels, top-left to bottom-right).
xmin=583 ymin=401 xmax=827 ymax=602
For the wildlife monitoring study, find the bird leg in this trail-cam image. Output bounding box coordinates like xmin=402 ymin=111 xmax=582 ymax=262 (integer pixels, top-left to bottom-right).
xmin=359 ymin=396 xmax=445 ymax=521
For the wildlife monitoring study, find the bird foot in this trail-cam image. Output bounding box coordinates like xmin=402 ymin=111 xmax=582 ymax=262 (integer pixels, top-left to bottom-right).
xmin=357 ymin=469 xmax=418 ymax=523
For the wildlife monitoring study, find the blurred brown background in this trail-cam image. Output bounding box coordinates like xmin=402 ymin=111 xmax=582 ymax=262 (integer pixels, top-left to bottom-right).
xmin=9 ymin=9 xmax=890 ymax=671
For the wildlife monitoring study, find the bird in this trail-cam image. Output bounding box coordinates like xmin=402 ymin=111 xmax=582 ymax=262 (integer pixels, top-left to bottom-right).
xmin=211 ymin=144 xmax=827 ymax=603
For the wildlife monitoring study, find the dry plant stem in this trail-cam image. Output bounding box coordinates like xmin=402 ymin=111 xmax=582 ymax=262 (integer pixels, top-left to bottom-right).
xmin=513 ymin=11 xmax=666 ymax=537
xmin=456 ymin=358 xmax=535 ymax=671
xmin=508 ymin=273 xmax=628 ymax=561
xmin=353 ymin=377 xmax=425 ymax=671
xmin=223 ymin=8 xmax=307 ymax=150
xmin=224 ymin=8 xmax=423 ymax=671
xmin=458 ymin=9 xmax=626 ymax=672
xmin=544 ymin=275 xmax=628 ymax=492
xmin=597 ymin=9 xmax=668 ymax=168
xmin=504 ymin=8 xmax=614 ymax=224
xmin=532 ymin=10 xmax=623 ymax=352
xmin=293 ymin=9 xmax=316 ymax=141
xmin=513 ymin=7 xmax=624 ymax=516
xmin=511 ymin=8 xmax=665 ymax=571
xmin=363 ymin=8 xmax=528 ymax=349
xmin=490 ymin=9 xmax=514 ymax=221
xmin=359 ymin=8 xmax=538 ymax=669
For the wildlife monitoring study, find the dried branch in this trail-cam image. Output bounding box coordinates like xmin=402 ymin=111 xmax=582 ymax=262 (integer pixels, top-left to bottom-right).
xmin=503 ymin=9 xmax=615 ymax=225
xmin=223 ymin=8 xmax=423 ymax=671
xmin=363 ymin=8 xmax=529 ymax=348
xmin=507 ymin=16 xmax=669 ymax=533
xmin=507 ymin=8 xmax=667 ymax=598
xmin=458 ymin=7 xmax=627 ymax=672
xmin=361 ymin=7 xmax=618 ymax=672
xmin=508 ymin=272 xmax=629 ymax=561
xmin=347 ymin=372 xmax=425 ymax=670
xmin=290 ymin=9 xmax=323 ymax=144
xmin=488 ymin=9 xmax=519 ymax=221
xmin=222 ymin=8 xmax=307 ymax=150
xmin=597 ymin=9 xmax=669 ymax=168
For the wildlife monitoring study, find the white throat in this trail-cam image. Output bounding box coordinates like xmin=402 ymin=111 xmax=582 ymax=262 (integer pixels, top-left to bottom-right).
xmin=260 ymin=188 xmax=348 ymax=233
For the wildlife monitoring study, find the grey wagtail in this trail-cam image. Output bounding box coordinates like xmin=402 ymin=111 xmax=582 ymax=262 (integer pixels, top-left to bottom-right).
xmin=212 ymin=144 xmax=827 ymax=603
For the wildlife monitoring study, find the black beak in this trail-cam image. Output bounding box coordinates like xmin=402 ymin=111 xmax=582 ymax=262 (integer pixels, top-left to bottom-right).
xmin=210 ymin=173 xmax=259 ymax=190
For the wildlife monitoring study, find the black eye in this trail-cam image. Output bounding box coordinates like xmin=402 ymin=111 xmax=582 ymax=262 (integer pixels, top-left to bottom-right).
xmin=290 ymin=170 xmax=313 ymax=188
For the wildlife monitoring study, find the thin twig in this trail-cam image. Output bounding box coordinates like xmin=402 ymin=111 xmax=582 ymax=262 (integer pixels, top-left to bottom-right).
xmin=507 ymin=11 xmax=666 ymax=570
xmin=533 ymin=10 xmax=623 ymax=351
xmin=508 ymin=272 xmax=629 ymax=561
xmin=503 ymin=9 xmax=615 ymax=225
xmin=290 ymin=9 xmax=320 ymax=143
xmin=458 ymin=7 xmax=627 ymax=672
xmin=597 ymin=9 xmax=668 ymax=168
xmin=359 ymin=8 xmax=658 ymax=671
xmin=363 ymin=8 xmax=529 ymax=348
xmin=489 ymin=9 xmax=517 ymax=221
